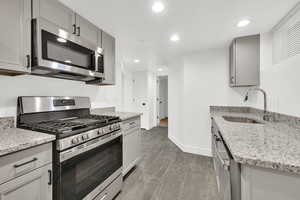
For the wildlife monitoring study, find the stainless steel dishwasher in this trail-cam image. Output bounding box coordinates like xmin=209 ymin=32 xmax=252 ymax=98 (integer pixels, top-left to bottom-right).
xmin=211 ymin=121 xmax=241 ymax=200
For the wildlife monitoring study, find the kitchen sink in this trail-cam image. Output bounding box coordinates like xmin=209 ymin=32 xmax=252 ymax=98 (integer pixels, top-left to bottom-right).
xmin=222 ymin=116 xmax=263 ymax=124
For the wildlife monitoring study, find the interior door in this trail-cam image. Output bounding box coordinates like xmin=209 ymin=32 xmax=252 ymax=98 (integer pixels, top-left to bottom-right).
xmin=158 ymin=78 xmax=168 ymax=120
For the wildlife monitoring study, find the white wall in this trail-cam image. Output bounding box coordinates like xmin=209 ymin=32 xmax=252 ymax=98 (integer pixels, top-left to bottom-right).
xmin=132 ymin=71 xmax=157 ymax=130
xmin=122 ymin=68 xmax=135 ymax=112
xmin=168 ymin=58 xmax=184 ymax=146
xmin=169 ymin=48 xmax=249 ymax=156
xmin=0 ymin=62 xmax=122 ymax=116
xmin=251 ymin=33 xmax=300 ymax=117
xmin=168 ymin=32 xmax=300 ymax=157
xmin=0 ymin=39 xmax=137 ymax=117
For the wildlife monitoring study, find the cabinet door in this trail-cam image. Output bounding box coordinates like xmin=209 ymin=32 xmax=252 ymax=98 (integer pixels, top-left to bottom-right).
xmin=229 ymin=41 xmax=236 ymax=86
xmin=0 ymin=164 xmax=52 ymax=200
xmin=34 ymin=0 xmax=75 ymax=33
xmin=235 ymin=35 xmax=260 ymax=86
xmin=123 ymin=128 xmax=141 ymax=175
xmin=76 ymin=14 xmax=98 ymax=45
xmin=102 ymin=31 xmax=116 ymax=85
xmin=0 ymin=0 xmax=31 ymax=73
xmin=97 ymin=30 xmax=103 ymax=48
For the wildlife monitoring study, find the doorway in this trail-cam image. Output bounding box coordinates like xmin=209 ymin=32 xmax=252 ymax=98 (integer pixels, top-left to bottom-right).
xmin=157 ymin=76 xmax=168 ymax=127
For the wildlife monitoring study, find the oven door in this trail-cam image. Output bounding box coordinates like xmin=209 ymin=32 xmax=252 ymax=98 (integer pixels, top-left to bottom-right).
xmin=32 ymin=18 xmax=104 ymax=81
xmin=58 ymin=132 xmax=122 ymax=200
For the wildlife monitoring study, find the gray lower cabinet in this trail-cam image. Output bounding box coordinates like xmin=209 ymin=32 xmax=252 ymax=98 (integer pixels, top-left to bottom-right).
xmin=229 ymin=34 xmax=260 ymax=87
xmin=0 ymin=143 xmax=52 ymax=200
xmin=122 ymin=117 xmax=141 ymax=175
xmin=0 ymin=0 xmax=31 ymax=75
xmin=102 ymin=31 xmax=116 ymax=85
xmin=0 ymin=164 xmax=52 ymax=200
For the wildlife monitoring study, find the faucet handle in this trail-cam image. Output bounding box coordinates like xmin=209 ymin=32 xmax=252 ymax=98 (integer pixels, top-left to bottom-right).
xmin=263 ymin=114 xmax=273 ymax=122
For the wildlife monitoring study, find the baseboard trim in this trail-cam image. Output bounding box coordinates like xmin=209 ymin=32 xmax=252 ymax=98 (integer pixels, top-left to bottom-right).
xmin=169 ymin=135 xmax=185 ymax=151
xmin=169 ymin=135 xmax=212 ymax=157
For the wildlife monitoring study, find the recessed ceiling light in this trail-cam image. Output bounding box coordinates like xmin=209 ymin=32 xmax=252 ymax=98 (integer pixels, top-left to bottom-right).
xmin=134 ymin=59 xmax=140 ymax=63
xmin=57 ymin=37 xmax=67 ymax=43
xmin=237 ymin=19 xmax=251 ymax=27
xmin=170 ymin=34 xmax=180 ymax=42
xmin=157 ymin=68 xmax=163 ymax=72
xmin=64 ymin=60 xmax=72 ymax=63
xmin=152 ymin=1 xmax=165 ymax=13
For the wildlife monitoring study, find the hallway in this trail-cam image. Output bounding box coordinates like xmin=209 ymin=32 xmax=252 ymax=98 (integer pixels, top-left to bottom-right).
xmin=116 ymin=127 xmax=219 ymax=200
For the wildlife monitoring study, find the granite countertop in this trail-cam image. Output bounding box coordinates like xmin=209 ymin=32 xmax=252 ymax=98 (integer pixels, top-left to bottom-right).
xmin=0 ymin=128 xmax=55 ymax=157
xmin=210 ymin=106 xmax=300 ymax=174
xmin=92 ymin=110 xmax=142 ymax=121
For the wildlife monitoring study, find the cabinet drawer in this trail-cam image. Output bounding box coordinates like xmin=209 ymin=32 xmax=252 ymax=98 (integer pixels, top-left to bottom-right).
xmin=94 ymin=175 xmax=122 ymax=200
xmin=122 ymin=118 xmax=140 ymax=132
xmin=0 ymin=143 xmax=52 ymax=185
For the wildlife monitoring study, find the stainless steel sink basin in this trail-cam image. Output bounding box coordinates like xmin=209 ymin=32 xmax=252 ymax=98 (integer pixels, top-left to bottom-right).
xmin=222 ymin=116 xmax=263 ymax=124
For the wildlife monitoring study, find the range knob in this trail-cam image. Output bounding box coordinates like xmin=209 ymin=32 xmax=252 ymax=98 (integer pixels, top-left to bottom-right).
xmin=71 ymin=137 xmax=79 ymax=145
xmin=82 ymin=134 xmax=89 ymax=141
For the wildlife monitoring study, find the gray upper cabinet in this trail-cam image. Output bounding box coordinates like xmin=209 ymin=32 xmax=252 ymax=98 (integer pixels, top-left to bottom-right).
xmin=0 ymin=0 xmax=31 ymax=75
xmin=102 ymin=31 xmax=116 ymax=85
xmin=229 ymin=34 xmax=260 ymax=87
xmin=33 ymin=0 xmax=75 ymax=33
xmin=76 ymin=14 xmax=98 ymax=45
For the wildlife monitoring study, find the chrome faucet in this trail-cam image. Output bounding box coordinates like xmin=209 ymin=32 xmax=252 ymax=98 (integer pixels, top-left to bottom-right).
xmin=244 ymin=87 xmax=271 ymax=121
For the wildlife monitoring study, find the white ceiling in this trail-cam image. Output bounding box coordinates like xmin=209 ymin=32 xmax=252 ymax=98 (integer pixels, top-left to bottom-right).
xmin=61 ymin=0 xmax=299 ymax=71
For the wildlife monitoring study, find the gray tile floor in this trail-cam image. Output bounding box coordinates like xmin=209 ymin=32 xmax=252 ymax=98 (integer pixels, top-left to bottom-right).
xmin=115 ymin=127 xmax=219 ymax=200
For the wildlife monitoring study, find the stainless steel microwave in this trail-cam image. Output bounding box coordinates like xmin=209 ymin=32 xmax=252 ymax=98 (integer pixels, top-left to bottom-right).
xmin=31 ymin=18 xmax=104 ymax=82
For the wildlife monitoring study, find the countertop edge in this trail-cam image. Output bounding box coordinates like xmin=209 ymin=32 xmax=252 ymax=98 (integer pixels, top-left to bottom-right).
xmin=211 ymin=115 xmax=300 ymax=175
xmin=0 ymin=136 xmax=55 ymax=157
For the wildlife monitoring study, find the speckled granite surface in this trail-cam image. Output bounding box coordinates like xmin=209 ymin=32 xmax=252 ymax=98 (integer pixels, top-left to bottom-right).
xmin=0 ymin=128 xmax=55 ymax=157
xmin=0 ymin=117 xmax=14 ymax=131
xmin=210 ymin=106 xmax=300 ymax=174
xmin=92 ymin=109 xmax=142 ymax=121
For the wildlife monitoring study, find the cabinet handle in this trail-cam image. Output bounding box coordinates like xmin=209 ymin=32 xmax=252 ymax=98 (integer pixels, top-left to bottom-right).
xmin=72 ymin=24 xmax=76 ymax=34
xmin=48 ymin=170 xmax=52 ymax=185
xmin=77 ymin=27 xmax=81 ymax=36
xmin=230 ymin=76 xmax=234 ymax=83
xmin=14 ymin=157 xmax=37 ymax=168
xmin=26 ymin=55 xmax=30 ymax=69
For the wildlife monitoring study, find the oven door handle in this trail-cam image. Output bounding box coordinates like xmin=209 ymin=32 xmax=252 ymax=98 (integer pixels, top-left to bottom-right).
xmin=60 ymin=131 xmax=122 ymax=162
xmin=99 ymin=193 xmax=108 ymax=200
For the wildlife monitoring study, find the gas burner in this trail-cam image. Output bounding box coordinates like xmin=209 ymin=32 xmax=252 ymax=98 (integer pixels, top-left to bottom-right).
xmin=25 ymin=115 xmax=120 ymax=135
xmin=28 ymin=120 xmax=88 ymax=134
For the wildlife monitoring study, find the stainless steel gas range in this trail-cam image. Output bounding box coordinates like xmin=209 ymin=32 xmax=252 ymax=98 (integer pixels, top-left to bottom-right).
xmin=17 ymin=96 xmax=123 ymax=200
